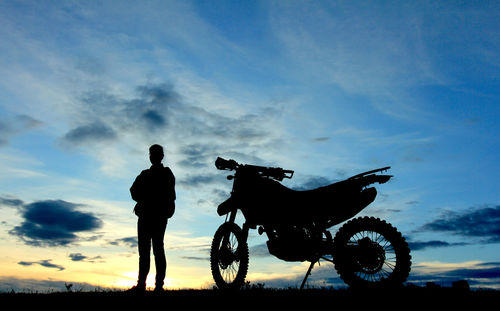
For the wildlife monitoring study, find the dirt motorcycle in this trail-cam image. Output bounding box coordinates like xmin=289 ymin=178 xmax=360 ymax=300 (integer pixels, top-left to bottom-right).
xmin=210 ymin=157 xmax=411 ymax=289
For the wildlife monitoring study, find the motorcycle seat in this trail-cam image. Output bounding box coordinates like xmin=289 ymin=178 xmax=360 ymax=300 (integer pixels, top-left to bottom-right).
xmin=251 ymin=177 xmax=375 ymax=225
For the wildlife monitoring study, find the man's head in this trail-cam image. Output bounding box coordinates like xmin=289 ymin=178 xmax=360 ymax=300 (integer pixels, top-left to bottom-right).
xmin=149 ymin=144 xmax=164 ymax=165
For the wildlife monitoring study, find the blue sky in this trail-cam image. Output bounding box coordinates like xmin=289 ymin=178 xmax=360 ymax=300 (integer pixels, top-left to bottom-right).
xmin=0 ymin=0 xmax=499 ymax=291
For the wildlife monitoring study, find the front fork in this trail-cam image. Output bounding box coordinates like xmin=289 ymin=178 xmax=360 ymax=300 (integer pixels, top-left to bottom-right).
xmin=222 ymin=209 xmax=249 ymax=248
xmin=225 ymin=208 xmax=237 ymax=224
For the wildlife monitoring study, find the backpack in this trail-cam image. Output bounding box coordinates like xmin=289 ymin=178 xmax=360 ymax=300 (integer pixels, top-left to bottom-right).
xmin=130 ymin=166 xmax=176 ymax=218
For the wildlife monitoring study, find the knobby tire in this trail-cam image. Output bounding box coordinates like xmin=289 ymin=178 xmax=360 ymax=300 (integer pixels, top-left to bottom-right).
xmin=210 ymin=222 xmax=249 ymax=289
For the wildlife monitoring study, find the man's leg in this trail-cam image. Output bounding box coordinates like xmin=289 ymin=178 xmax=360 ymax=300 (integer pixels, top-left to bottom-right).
xmin=137 ymin=217 xmax=152 ymax=289
xmin=152 ymin=220 xmax=168 ymax=290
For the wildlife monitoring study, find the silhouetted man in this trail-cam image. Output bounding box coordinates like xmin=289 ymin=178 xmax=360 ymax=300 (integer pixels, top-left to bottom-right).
xmin=129 ymin=144 xmax=176 ymax=292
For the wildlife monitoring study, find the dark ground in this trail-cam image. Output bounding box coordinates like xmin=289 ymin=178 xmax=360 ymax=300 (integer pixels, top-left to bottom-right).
xmin=1 ymin=286 xmax=499 ymax=309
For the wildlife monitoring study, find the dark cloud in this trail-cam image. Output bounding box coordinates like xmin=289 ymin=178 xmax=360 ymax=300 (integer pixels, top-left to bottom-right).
xmin=419 ymin=205 xmax=500 ymax=243
xmin=211 ymin=188 xmax=230 ymax=202
xmin=408 ymin=240 xmax=469 ymax=251
xmin=137 ymin=83 xmax=178 ymax=103
xmin=16 ymin=114 xmax=43 ymax=129
xmin=0 ymin=196 xmax=24 ymax=208
xmin=409 ymin=262 xmax=500 ymax=287
xmin=108 ymin=236 xmax=138 ymax=248
xmin=62 ymin=83 xmax=281 ymax=156
xmin=142 ymin=110 xmax=166 ymax=128
xmin=9 ymin=200 xmax=103 ymax=247
xmin=18 ymin=259 xmax=65 ymax=271
xmin=312 ymin=137 xmax=330 ymax=142
xmin=177 ymin=143 xmax=216 ymax=168
xmin=64 ymin=120 xmax=117 ymax=145
xmin=443 ymin=264 xmax=500 ymax=280
xmin=69 ymin=253 xmax=103 ymax=263
xmin=178 ymin=173 xmax=223 ymax=188
xmin=126 ymin=84 xmax=176 ymax=132
xmin=60 ymin=83 xmax=176 ymax=147
xmin=68 ymin=253 xmax=87 ymax=261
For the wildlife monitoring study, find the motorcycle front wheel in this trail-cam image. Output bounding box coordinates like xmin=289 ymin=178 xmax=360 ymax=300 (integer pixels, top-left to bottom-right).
xmin=210 ymin=222 xmax=249 ymax=289
xmin=333 ymin=216 xmax=411 ymax=288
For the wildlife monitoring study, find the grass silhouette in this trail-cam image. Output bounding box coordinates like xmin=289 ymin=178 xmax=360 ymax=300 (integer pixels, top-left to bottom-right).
xmin=1 ymin=284 xmax=499 ymax=309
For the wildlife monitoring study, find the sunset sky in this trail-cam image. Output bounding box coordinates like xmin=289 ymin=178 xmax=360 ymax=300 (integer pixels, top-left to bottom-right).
xmin=1 ymin=1 xmax=499 ymax=291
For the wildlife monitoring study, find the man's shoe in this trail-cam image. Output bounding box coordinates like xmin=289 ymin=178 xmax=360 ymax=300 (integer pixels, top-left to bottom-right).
xmin=127 ymin=284 xmax=146 ymax=294
xmin=154 ymin=286 xmax=164 ymax=293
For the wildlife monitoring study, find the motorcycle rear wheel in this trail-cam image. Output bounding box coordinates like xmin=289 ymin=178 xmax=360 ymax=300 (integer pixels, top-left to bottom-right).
xmin=210 ymin=222 xmax=249 ymax=289
xmin=333 ymin=216 xmax=411 ymax=288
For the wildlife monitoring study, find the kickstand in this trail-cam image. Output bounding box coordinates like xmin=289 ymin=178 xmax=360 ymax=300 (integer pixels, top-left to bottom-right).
xmin=300 ymin=260 xmax=317 ymax=290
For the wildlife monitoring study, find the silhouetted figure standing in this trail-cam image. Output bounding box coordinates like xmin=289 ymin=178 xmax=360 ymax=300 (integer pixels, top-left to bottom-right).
xmin=129 ymin=144 xmax=176 ymax=292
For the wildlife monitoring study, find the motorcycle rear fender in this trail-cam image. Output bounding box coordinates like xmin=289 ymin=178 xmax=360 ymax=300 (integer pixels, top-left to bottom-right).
xmin=217 ymin=197 xmax=235 ymax=216
xmin=327 ymin=187 xmax=377 ymax=227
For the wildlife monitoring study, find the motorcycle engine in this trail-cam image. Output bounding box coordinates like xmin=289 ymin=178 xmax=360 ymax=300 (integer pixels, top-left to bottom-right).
xmin=265 ymin=225 xmax=320 ymax=262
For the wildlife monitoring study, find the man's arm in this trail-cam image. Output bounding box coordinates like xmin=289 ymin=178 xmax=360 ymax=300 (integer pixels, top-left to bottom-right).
xmin=130 ymin=172 xmax=145 ymax=202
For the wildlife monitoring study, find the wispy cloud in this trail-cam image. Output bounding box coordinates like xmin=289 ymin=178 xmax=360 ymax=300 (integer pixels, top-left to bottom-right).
xmin=267 ymin=2 xmax=442 ymax=119
xmin=418 ymin=205 xmax=500 ymax=244
xmin=0 ymin=114 xmax=42 ymax=146
xmin=407 ymin=239 xmax=469 ymax=251
xmin=64 ymin=121 xmax=117 ymax=145
xmin=68 ymin=253 xmax=103 ymax=263
xmin=267 ymin=1 xmax=500 ymax=123
xmin=409 ymin=261 xmax=500 ymax=288
xmin=18 ymin=259 xmax=65 ymax=271
xmin=108 ymin=236 xmax=138 ymax=249
xmin=0 ymin=196 xmax=24 ymax=208
xmin=58 ymin=81 xmax=288 ymax=184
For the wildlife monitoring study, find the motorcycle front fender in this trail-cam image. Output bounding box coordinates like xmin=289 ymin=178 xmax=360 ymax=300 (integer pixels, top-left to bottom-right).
xmin=217 ymin=197 xmax=235 ymax=216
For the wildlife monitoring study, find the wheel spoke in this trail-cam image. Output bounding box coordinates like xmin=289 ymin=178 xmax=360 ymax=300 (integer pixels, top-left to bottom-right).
xmin=334 ymin=218 xmax=410 ymax=287
xmin=211 ymin=223 xmax=249 ymax=289
xmin=219 ymin=231 xmax=239 ymax=283
xmin=347 ymin=229 xmax=400 ymax=282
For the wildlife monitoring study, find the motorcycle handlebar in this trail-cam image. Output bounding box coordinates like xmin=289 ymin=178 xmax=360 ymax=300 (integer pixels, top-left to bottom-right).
xmin=216 ymin=157 xmax=391 ymax=184
xmin=250 ymin=165 xmax=294 ymax=181
xmin=215 ymin=157 xmax=239 ymax=171
xmin=215 ymin=157 xmax=294 ymax=181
